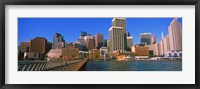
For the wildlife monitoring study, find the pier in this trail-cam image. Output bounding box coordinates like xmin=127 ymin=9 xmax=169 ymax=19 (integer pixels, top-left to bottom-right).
xmin=18 ymin=60 xmax=87 ymax=71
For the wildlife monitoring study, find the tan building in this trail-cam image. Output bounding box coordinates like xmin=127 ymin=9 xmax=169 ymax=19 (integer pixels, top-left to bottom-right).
xmin=151 ymin=35 xmax=157 ymax=44
xmin=160 ymin=33 xmax=170 ymax=56
xmin=95 ymin=34 xmax=104 ymax=49
xmin=62 ymin=46 xmax=79 ymax=60
xmin=89 ymin=49 xmax=100 ymax=60
xmin=135 ymin=44 xmax=149 ymax=56
xmin=163 ymin=34 xmax=170 ymax=54
xmin=109 ymin=26 xmax=125 ymax=52
xmin=168 ymin=18 xmax=182 ymax=51
xmin=86 ymin=39 xmax=95 ymax=50
xmin=160 ymin=32 xmax=165 ymax=56
xmin=116 ymin=55 xmax=126 ymax=61
xmin=148 ymin=42 xmax=160 ymax=56
xmin=84 ymin=36 xmax=95 ymax=50
xmin=20 ymin=42 xmax=30 ymax=53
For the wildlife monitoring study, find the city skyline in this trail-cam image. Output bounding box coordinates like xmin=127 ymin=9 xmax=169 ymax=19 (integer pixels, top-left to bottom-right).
xmin=18 ymin=18 xmax=182 ymax=46
xmin=18 ymin=18 xmax=182 ymax=71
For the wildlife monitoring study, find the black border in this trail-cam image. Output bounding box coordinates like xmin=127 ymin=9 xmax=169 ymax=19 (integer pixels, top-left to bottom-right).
xmin=0 ymin=0 xmax=200 ymax=89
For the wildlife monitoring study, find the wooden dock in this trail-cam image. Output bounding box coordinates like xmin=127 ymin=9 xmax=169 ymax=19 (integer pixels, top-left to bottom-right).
xmin=18 ymin=60 xmax=87 ymax=71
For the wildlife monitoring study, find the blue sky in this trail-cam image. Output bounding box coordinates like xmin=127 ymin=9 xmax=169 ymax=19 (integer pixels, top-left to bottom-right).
xmin=18 ymin=18 xmax=182 ymax=46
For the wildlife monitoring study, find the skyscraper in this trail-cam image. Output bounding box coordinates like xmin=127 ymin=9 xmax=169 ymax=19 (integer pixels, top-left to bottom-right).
xmin=109 ymin=18 xmax=127 ymax=52
xmin=140 ymin=33 xmax=152 ymax=45
xmin=109 ymin=26 xmax=125 ymax=52
xmin=103 ymin=39 xmax=108 ymax=47
xmin=53 ymin=33 xmax=65 ymax=49
xmin=86 ymin=39 xmax=95 ymax=50
xmin=112 ymin=18 xmax=126 ymax=32
xmin=94 ymin=34 xmax=104 ymax=49
xmin=168 ymin=18 xmax=182 ymax=51
xmin=84 ymin=36 xmax=95 ymax=50
xmin=126 ymin=32 xmax=130 ymax=37
xmin=127 ymin=36 xmax=133 ymax=51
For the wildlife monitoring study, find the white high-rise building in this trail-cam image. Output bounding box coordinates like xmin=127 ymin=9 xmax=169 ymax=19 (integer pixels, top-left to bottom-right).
xmin=112 ymin=18 xmax=126 ymax=32
xmin=168 ymin=18 xmax=182 ymax=51
xmin=109 ymin=18 xmax=127 ymax=52
xmin=109 ymin=26 xmax=125 ymax=52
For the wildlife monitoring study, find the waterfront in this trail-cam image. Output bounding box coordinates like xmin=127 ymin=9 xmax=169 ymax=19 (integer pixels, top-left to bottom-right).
xmin=18 ymin=18 xmax=183 ymax=71
xmin=85 ymin=61 xmax=182 ymax=71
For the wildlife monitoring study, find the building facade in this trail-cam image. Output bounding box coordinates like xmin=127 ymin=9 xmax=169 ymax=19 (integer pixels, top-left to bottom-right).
xmin=53 ymin=33 xmax=65 ymax=49
xmin=74 ymin=42 xmax=87 ymax=51
xmin=112 ymin=18 xmax=126 ymax=32
xmin=127 ymin=36 xmax=133 ymax=51
xmin=109 ymin=18 xmax=127 ymax=52
xmin=151 ymin=35 xmax=157 ymax=44
xmin=20 ymin=42 xmax=30 ymax=53
xmin=148 ymin=42 xmax=160 ymax=56
xmin=95 ymin=34 xmax=104 ymax=49
xmin=46 ymin=49 xmax=62 ymax=60
xmin=135 ymin=44 xmax=149 ymax=56
xmin=85 ymin=39 xmax=95 ymax=50
xmin=109 ymin=26 xmax=125 ymax=52
xmin=28 ymin=37 xmax=49 ymax=59
xmin=165 ymin=50 xmax=182 ymax=58
xmin=29 ymin=37 xmax=48 ymax=53
xmin=89 ymin=49 xmax=100 ymax=60
xmin=168 ymin=18 xmax=182 ymax=51
xmin=140 ymin=33 xmax=152 ymax=45
xmin=100 ymin=47 xmax=108 ymax=55
xmin=61 ymin=46 xmax=79 ymax=60
xmin=163 ymin=34 xmax=170 ymax=54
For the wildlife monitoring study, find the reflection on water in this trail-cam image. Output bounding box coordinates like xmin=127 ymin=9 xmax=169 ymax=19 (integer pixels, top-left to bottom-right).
xmin=85 ymin=61 xmax=182 ymax=71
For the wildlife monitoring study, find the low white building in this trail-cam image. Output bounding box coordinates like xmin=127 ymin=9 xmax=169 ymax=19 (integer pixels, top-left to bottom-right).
xmin=131 ymin=46 xmax=135 ymax=53
xmin=165 ymin=50 xmax=182 ymax=58
xmin=135 ymin=56 xmax=149 ymax=60
xmin=100 ymin=47 xmax=108 ymax=55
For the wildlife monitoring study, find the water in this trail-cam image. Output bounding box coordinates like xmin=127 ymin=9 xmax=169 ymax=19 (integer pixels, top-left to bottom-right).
xmin=85 ymin=61 xmax=182 ymax=71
